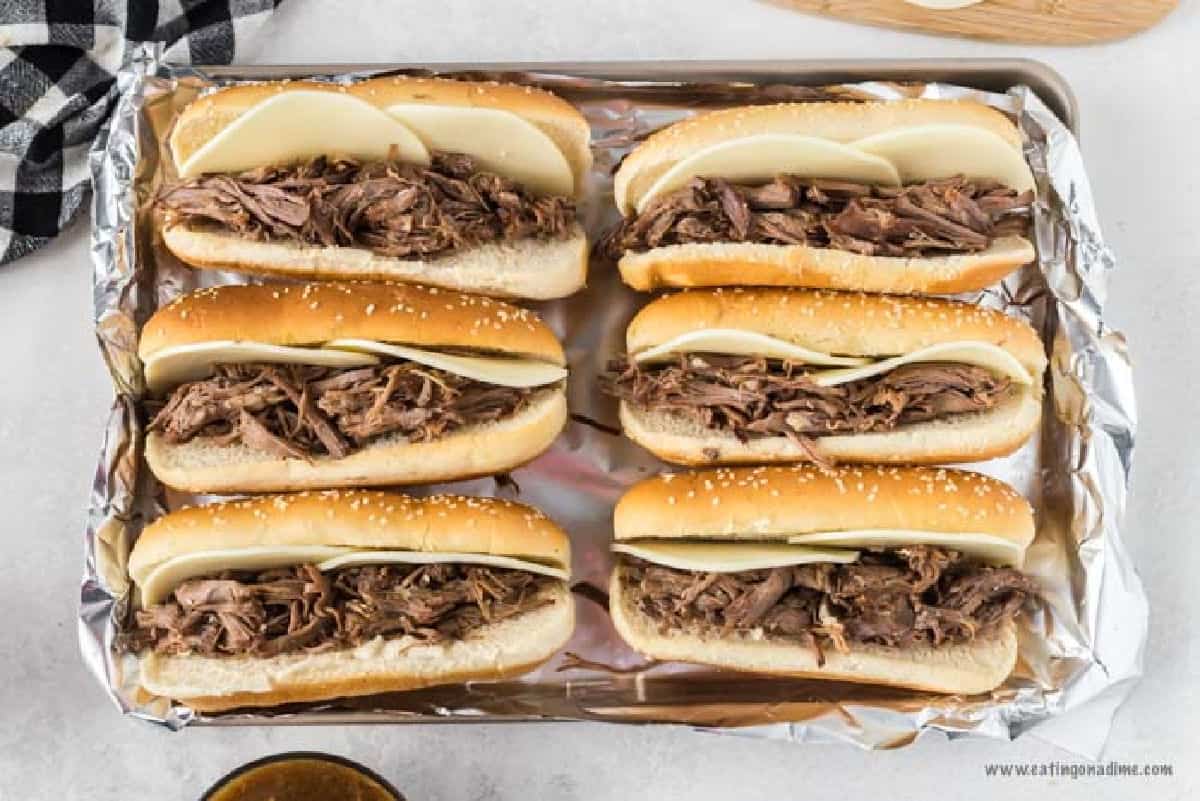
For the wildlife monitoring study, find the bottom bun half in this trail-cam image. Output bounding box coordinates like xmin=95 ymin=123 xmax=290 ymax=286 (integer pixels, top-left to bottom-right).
xmin=162 ymin=225 xmax=589 ymax=301
xmin=146 ymin=388 xmax=566 ymax=493
xmin=609 ymin=571 xmax=1015 ymax=695
xmin=617 ymin=236 xmax=1034 ymax=294
xmin=618 ymin=384 xmax=1040 ymax=467
xmin=142 ymin=584 xmax=574 ymax=712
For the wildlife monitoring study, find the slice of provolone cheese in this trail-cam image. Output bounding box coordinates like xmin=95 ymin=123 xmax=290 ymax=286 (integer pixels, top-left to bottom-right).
xmin=325 ymin=338 xmax=567 ymax=388
xmin=143 ymin=341 xmax=381 ymax=393
xmin=633 ymin=329 xmax=872 ymax=367
xmin=386 ymin=104 xmax=574 ymax=197
xmin=316 ymin=550 xmax=569 ymax=581
xmin=634 ymin=134 xmax=902 ymax=213
xmin=853 ymin=124 xmax=1035 ymax=194
xmin=139 ymin=545 xmax=353 ymax=606
xmin=143 ymin=341 xmax=382 ymax=393
xmin=612 ymin=541 xmax=859 ymax=573
xmin=787 ymin=529 xmax=1024 ymax=567
xmin=178 ymin=91 xmax=430 ymax=177
xmin=808 ymin=340 xmax=1032 ymax=387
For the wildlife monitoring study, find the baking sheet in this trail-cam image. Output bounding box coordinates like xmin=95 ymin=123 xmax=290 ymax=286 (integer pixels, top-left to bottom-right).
xmin=81 ymin=46 xmax=1145 ymax=756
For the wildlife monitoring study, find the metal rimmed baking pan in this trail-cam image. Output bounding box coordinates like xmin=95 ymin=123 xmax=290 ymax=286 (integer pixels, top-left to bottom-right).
xmin=82 ymin=51 xmax=1141 ymax=758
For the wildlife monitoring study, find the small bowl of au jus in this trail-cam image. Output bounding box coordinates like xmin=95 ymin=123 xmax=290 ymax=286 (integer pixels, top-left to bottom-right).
xmin=201 ymin=752 xmax=404 ymax=801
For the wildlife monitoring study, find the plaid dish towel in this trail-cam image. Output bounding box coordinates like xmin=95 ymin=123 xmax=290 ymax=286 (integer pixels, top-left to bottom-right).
xmin=0 ymin=0 xmax=282 ymax=264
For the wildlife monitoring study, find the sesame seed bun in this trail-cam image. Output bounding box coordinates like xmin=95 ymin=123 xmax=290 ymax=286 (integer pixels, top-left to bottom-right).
xmin=613 ymin=466 xmax=1034 ymax=552
xmin=608 ymin=465 xmax=1031 ymax=693
xmin=159 ymin=225 xmax=589 ymax=301
xmin=129 ymin=490 xmax=571 ymax=582
xmin=169 ymin=76 xmax=592 ymax=197
xmin=618 ymin=289 xmax=1044 ymax=467
xmin=626 ymin=289 xmax=1045 ymax=376
xmin=613 ymin=100 xmax=1022 ymax=216
xmin=609 ymin=569 xmax=1016 ymax=695
xmin=609 ymin=99 xmax=1031 ymax=293
xmin=144 ymin=387 xmax=567 ymax=493
xmin=142 ymin=583 xmax=573 ymax=713
xmin=618 ymin=384 xmax=1040 ymax=468
xmin=139 ymin=282 xmax=565 ymax=365
xmin=128 ymin=490 xmax=573 ymax=712
xmin=163 ymin=76 xmax=591 ymax=299
xmin=616 ymin=236 xmax=1035 ymax=295
xmin=140 ymin=282 xmax=567 ymax=493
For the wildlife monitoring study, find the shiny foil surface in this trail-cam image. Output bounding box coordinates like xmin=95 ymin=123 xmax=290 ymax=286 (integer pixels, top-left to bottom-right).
xmin=81 ymin=45 xmax=1145 ymax=756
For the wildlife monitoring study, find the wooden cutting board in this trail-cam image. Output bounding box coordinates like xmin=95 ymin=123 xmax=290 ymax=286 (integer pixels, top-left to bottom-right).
xmin=768 ymin=0 xmax=1179 ymax=44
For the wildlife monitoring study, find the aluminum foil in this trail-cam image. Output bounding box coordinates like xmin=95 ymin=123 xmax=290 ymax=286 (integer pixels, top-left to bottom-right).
xmin=81 ymin=45 xmax=1146 ymax=756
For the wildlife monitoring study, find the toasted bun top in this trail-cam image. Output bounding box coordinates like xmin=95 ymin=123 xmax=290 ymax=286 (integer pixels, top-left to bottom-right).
xmin=626 ymin=288 xmax=1045 ymax=377
xmin=130 ymin=490 xmax=571 ymax=582
xmin=614 ymin=100 xmax=1021 ymax=213
xmin=138 ymin=282 xmax=565 ymax=365
xmin=614 ymin=465 xmax=1034 ymax=549
xmin=170 ymin=76 xmax=592 ymax=193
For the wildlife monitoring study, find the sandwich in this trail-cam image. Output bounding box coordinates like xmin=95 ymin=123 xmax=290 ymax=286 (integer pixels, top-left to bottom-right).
xmin=141 ymin=281 xmax=568 ymax=493
xmin=599 ymin=100 xmax=1036 ymax=294
xmin=601 ymin=288 xmax=1044 ymax=466
xmin=155 ymin=76 xmax=592 ymax=299
xmin=609 ymin=466 xmax=1038 ymax=694
xmin=117 ymin=490 xmax=575 ymax=712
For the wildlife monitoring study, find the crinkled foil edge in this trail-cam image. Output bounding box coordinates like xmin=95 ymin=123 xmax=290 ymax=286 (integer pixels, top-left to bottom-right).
xmin=80 ymin=44 xmax=1146 ymax=754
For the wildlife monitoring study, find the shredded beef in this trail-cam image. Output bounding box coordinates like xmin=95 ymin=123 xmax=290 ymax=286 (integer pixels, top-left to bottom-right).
xmin=117 ymin=563 xmax=557 ymax=657
xmin=600 ymin=354 xmax=1011 ymax=457
xmin=149 ymin=361 xmax=544 ymax=458
xmin=157 ymin=152 xmax=576 ymax=261
xmin=598 ymin=175 xmax=1032 ymax=259
xmin=621 ymin=546 xmax=1036 ymax=661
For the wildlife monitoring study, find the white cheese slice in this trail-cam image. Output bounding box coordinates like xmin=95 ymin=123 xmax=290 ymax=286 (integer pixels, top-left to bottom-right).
xmin=787 ymin=529 xmax=1023 ymax=567
xmin=143 ymin=341 xmax=381 ymax=393
xmin=633 ymin=328 xmax=872 ymax=367
xmin=139 ymin=546 xmax=570 ymax=606
xmin=179 ymin=90 xmax=430 ymax=177
xmin=808 ymin=340 xmax=1032 ymax=387
xmin=612 ymin=541 xmax=859 ymax=573
xmin=853 ymin=124 xmax=1035 ymax=194
xmin=315 ymin=550 xmax=569 ymax=581
xmin=634 ymin=134 xmax=902 ymax=213
xmin=139 ymin=545 xmax=353 ymax=606
xmin=324 ymin=338 xmax=567 ymax=388
xmin=386 ymin=104 xmax=574 ymax=197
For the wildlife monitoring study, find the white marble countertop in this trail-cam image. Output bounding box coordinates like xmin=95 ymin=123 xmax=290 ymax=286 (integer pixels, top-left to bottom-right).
xmin=2 ymin=1 xmax=1198 ymax=797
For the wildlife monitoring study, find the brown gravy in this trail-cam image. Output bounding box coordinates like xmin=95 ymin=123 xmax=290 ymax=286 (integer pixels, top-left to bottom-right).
xmin=206 ymin=757 xmax=398 ymax=801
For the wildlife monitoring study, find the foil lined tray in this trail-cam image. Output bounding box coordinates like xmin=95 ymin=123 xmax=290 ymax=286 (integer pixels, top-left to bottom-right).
xmin=81 ymin=46 xmax=1145 ymax=757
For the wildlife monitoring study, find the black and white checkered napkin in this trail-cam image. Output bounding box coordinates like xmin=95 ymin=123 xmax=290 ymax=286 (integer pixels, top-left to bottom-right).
xmin=0 ymin=0 xmax=282 ymax=264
